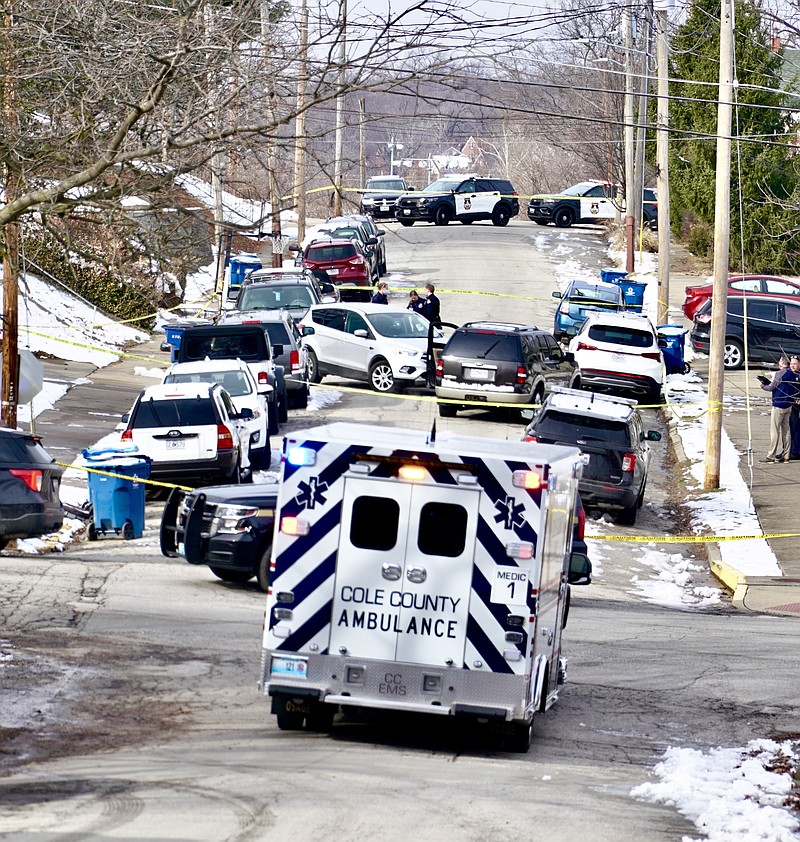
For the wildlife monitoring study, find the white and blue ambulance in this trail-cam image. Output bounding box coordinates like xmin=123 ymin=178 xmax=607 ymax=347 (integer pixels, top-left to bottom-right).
xmin=259 ymin=422 xmax=591 ymax=752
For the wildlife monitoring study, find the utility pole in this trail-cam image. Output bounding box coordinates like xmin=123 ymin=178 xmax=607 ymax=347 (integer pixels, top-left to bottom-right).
xmin=632 ymin=19 xmax=652 ymax=238
xmin=704 ymin=0 xmax=734 ymax=490
xmin=332 ymin=0 xmax=347 ymax=217
xmin=655 ymin=0 xmax=672 ymax=326
xmin=293 ymin=0 xmax=308 ymax=243
xmin=623 ymin=5 xmax=636 ymax=274
xmin=1 ymin=0 xmax=20 ymax=429
xmin=359 ymin=98 xmax=366 ymax=189
xmin=261 ymin=0 xmax=282 ymax=267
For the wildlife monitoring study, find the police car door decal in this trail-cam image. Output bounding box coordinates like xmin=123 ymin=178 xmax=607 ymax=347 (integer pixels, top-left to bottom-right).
xmin=329 ymin=478 xmax=413 ymax=661
xmin=395 ymin=483 xmax=479 ymax=666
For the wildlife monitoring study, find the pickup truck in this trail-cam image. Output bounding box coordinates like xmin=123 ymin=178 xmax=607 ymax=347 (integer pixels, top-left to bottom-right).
xmin=177 ymin=323 xmax=287 ymax=435
xmin=160 ymin=483 xmax=277 ymax=590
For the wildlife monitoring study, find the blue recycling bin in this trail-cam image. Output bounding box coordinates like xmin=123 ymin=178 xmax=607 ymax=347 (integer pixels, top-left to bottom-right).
xmin=600 ymin=268 xmax=629 ymax=285
xmin=228 ymin=253 xmax=262 ymax=300
xmin=657 ymin=324 xmax=690 ymax=375
xmin=164 ymin=322 xmax=191 ymax=362
xmin=81 ymin=447 xmax=152 ymax=540
xmin=611 ymin=278 xmax=647 ymax=312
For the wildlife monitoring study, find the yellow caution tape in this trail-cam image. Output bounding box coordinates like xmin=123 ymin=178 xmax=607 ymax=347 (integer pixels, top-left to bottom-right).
xmin=598 ymin=532 xmax=800 ymax=543
xmin=26 ymin=329 xmax=170 ymax=364
xmin=59 ymin=461 xmax=193 ymax=492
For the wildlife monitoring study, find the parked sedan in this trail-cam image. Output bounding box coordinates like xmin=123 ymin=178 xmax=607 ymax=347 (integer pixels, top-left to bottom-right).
xmin=0 ymin=428 xmax=64 ymax=549
xmin=690 ymin=295 xmax=800 ymax=369
xmin=299 ymin=303 xmax=438 ymax=392
xmin=682 ymin=274 xmax=800 ymax=320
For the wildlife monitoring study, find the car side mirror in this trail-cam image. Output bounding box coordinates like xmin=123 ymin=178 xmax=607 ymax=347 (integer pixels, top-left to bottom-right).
xmin=272 ymin=344 xmax=284 ymax=356
xmin=552 ymin=291 xmax=562 ymax=299
xmin=375 ymin=229 xmax=385 ymax=237
xmin=121 ymin=412 xmax=130 ymax=423
xmin=658 ymin=338 xmax=668 ymax=348
xmin=237 ymin=407 xmax=254 ymax=420
xmin=645 ymin=430 xmax=662 ymax=441
xmin=353 ymin=329 xmax=369 ymax=339
xmin=564 ymin=351 xmax=575 ymax=363
xmin=227 ymin=288 xmax=241 ymax=300
xmin=567 ymin=551 xmax=592 ymax=585
xmin=288 ymin=244 xmax=300 ymax=253
xmin=367 ymin=237 xmax=378 ymax=246
xmin=301 ymin=325 xmax=315 ymax=336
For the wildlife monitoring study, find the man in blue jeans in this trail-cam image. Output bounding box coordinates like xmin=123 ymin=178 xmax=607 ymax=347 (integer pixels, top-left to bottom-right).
xmin=759 ymin=355 xmax=800 ymax=463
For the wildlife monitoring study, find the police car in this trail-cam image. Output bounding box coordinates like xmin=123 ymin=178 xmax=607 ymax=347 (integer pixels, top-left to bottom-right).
xmin=527 ymin=180 xmax=620 ymax=228
xmin=394 ymin=175 xmax=519 ymax=227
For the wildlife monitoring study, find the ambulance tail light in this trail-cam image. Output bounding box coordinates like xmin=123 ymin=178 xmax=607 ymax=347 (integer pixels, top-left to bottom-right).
xmin=576 ymin=503 xmax=586 ymax=540
xmin=286 ymin=446 xmax=317 ymax=466
xmin=505 ymin=541 xmax=533 ymax=559
xmin=399 ymin=464 xmax=426 ymax=481
xmin=281 ymin=516 xmax=310 ymax=536
xmin=621 ymin=453 xmax=636 ymax=472
xmin=512 ymin=470 xmax=545 ymax=490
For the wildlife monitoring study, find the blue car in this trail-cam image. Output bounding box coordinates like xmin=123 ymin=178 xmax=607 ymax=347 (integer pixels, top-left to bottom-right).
xmin=552 ymin=279 xmax=625 ymax=342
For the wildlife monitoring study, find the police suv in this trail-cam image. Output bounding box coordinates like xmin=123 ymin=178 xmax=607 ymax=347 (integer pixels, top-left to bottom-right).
xmin=527 ymin=180 xmax=619 ymax=228
xmin=394 ymin=175 xmax=519 ymax=227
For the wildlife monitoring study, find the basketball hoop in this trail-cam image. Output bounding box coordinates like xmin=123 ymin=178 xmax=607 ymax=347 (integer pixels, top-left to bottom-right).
xmin=272 ymin=235 xmax=291 ymax=255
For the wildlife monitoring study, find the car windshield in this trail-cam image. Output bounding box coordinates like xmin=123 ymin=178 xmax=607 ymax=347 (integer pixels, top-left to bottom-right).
xmin=321 ymin=227 xmax=362 ymax=242
xmin=568 ymin=284 xmax=622 ymax=304
xmin=534 ymin=410 xmax=631 ymax=448
xmin=239 ymin=285 xmax=315 ymax=311
xmin=446 ymin=331 xmax=519 ymax=361
xmin=368 ymin=311 xmax=431 ymax=339
xmin=587 ymin=325 xmax=654 ymax=348
xmin=164 ymin=371 xmax=252 ymax=398
xmin=263 ymin=323 xmax=291 ymax=348
xmin=422 ymin=179 xmax=462 ymax=193
xmin=366 ymin=180 xmax=404 ymax=191
xmin=561 ymin=182 xmax=601 ymax=197
xmin=182 ymin=333 xmax=264 ymax=361
xmin=134 ymin=397 xmax=217 ymax=428
xmin=306 ymin=244 xmax=356 ymax=261
xmin=0 ymin=433 xmax=52 ymax=464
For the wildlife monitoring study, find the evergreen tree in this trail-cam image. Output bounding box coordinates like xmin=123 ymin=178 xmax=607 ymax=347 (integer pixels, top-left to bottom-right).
xmin=668 ymin=0 xmax=800 ymax=272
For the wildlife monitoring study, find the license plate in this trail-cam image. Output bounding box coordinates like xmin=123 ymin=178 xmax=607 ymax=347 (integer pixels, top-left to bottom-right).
xmin=271 ymin=655 xmax=308 ymax=679
xmin=326 ymin=268 xmax=339 ymax=275
xmin=611 ymin=353 xmax=624 ymax=361
xmin=464 ymin=394 xmax=488 ymax=402
xmin=166 ymin=440 xmax=185 ymax=450
xmin=380 ymin=204 xmax=390 ymax=211
xmin=466 ymin=367 xmax=492 ymax=381
xmin=403 ymin=209 xmax=411 ymax=215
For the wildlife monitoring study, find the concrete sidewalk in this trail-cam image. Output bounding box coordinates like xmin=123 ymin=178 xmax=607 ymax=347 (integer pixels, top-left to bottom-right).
xmin=666 ymin=258 xmax=800 ymax=618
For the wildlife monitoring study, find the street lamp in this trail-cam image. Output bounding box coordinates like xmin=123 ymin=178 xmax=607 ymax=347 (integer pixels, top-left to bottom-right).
xmin=388 ymin=138 xmax=404 ymax=176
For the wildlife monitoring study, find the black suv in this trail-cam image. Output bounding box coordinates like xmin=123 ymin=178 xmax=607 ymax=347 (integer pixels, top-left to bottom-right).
xmin=359 ymin=175 xmax=411 ymax=220
xmin=690 ymin=296 xmax=800 ymax=369
xmin=435 ymin=322 xmax=578 ymax=417
xmin=0 ymin=429 xmax=64 ymax=549
xmin=160 ymin=483 xmax=278 ymax=591
xmin=394 ymin=175 xmax=519 ymax=227
xmin=523 ymin=387 xmax=661 ymax=525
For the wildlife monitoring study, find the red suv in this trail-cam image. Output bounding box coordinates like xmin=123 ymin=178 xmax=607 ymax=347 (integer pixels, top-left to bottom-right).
xmin=301 ymin=238 xmax=371 ymax=302
xmin=682 ymin=274 xmax=800 ymax=320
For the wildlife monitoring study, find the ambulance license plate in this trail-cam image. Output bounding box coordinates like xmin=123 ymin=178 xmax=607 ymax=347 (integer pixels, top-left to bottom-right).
xmin=271 ymin=655 xmax=308 ymax=679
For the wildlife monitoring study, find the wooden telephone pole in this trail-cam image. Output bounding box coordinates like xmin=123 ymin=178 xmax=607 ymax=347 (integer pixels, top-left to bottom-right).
xmin=655 ymin=1 xmax=672 ymax=326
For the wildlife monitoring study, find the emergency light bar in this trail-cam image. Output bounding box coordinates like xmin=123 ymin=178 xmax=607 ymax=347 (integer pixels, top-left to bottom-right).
xmin=286 ymin=446 xmax=317 ymax=466
xmin=399 ymin=464 xmax=427 ymax=481
xmin=512 ymin=470 xmax=545 ymax=490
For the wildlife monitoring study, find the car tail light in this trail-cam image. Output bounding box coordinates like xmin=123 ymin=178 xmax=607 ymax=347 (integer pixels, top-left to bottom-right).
xmin=695 ymin=313 xmax=712 ymax=325
xmin=621 ymin=453 xmax=636 ymax=472
xmin=348 ymin=258 xmax=365 ymax=266
xmin=217 ymin=425 xmax=234 ymax=450
xmin=559 ymin=303 xmax=570 ymax=314
xmin=121 ymin=429 xmax=132 ymax=441
xmin=576 ymin=504 xmax=586 ymax=539
xmin=523 ymin=434 xmax=538 ymax=443
xmin=290 ymin=349 xmax=300 ymax=372
xmin=642 ymin=351 xmax=662 ymax=361
xmin=435 ymin=358 xmax=443 ymax=377
xmin=576 ymin=341 xmax=598 ymax=352
xmin=10 ymin=468 xmax=43 ymax=492
xmin=242 ymin=319 xmax=260 ymax=324
xmin=515 ymin=366 xmax=526 ymax=385
xmin=257 ymin=371 xmax=269 ymax=386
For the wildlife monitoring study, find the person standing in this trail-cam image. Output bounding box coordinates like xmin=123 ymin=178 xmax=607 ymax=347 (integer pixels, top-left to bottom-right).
xmin=788 ymin=355 xmax=800 ymax=460
xmin=758 ymin=356 xmax=800 ymax=463
xmin=422 ymin=282 xmax=441 ymax=326
xmin=371 ymin=282 xmax=389 ymax=305
xmin=407 ymin=290 xmax=425 ymax=315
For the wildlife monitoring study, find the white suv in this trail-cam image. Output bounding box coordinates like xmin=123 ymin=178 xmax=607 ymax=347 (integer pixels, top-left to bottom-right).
xmin=299 ymin=303 xmax=438 ymax=392
xmin=121 ymin=383 xmax=253 ymax=485
xmin=568 ymin=312 xmax=664 ymax=402
xmin=162 ymin=359 xmax=271 ymax=470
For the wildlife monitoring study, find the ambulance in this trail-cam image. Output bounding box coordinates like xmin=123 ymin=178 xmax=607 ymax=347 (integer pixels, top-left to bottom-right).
xmin=259 ymin=422 xmax=591 ymax=752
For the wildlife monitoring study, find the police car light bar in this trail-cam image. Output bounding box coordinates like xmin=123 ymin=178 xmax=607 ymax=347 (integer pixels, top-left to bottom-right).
xmin=512 ymin=470 xmax=545 ymax=490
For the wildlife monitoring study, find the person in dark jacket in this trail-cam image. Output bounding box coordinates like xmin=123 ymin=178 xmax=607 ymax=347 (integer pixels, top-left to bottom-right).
xmin=788 ymin=356 xmax=800 ymax=460
xmin=422 ymin=282 xmax=441 ymax=326
xmin=759 ymin=356 xmax=800 ymax=463
xmin=371 ymin=282 xmax=389 ymax=305
xmin=407 ymin=290 xmax=425 ymax=315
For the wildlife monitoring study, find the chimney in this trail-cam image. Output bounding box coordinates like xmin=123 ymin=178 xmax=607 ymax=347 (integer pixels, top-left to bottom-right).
xmin=771 ymin=33 xmax=782 ymax=52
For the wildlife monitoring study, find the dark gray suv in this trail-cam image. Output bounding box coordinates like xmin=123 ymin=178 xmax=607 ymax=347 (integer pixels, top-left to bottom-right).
xmin=435 ymin=322 xmax=578 ymax=418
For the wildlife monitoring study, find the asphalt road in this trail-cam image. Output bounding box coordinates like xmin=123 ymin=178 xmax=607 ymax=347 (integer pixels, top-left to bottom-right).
xmin=1 ymin=218 xmax=797 ymax=841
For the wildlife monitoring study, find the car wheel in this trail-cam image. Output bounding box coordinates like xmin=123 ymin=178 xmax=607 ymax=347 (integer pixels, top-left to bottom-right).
xmin=616 ymin=499 xmax=638 ymax=526
xmin=307 ymin=349 xmax=322 ymax=384
xmin=723 ymin=338 xmax=745 ymax=370
xmin=534 ymin=220 xmax=550 ymax=226
xmin=279 ymin=393 xmax=288 ymax=424
xmin=305 ymin=702 xmax=335 ymax=732
xmin=433 ymin=205 xmax=452 ymax=226
xmin=268 ymin=402 xmax=279 ymax=436
xmin=532 ymin=387 xmax=545 ymax=407
xmin=505 ymin=720 xmax=533 ymax=753
xmin=251 ymin=444 xmax=271 ymax=471
xmin=277 ymin=711 xmax=305 ymax=731
xmin=460 ymin=219 xmax=473 ymax=225
xmin=209 ymin=567 xmax=254 ymax=584
xmin=256 ymin=542 xmax=273 ymax=592
xmin=380 ymin=260 xmax=387 ymax=275
xmin=554 ymin=207 xmax=575 ymax=228
xmin=290 ymin=385 xmax=309 ymax=410
xmin=438 ymin=402 xmax=457 ymax=417
xmin=492 ymin=204 xmax=511 ymax=227
xmin=369 ymin=359 xmax=396 ymax=392
xmin=399 ymin=219 xmax=414 ymax=227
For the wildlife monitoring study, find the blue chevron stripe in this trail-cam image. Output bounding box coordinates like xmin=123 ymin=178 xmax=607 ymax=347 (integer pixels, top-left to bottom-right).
xmin=276 ymin=598 xmax=333 ymax=653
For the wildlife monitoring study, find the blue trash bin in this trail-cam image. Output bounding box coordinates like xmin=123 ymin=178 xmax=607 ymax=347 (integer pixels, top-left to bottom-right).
xmin=657 ymin=324 xmax=690 ymax=375
xmin=599 ymin=268 xmax=629 ymax=285
xmin=81 ymin=447 xmax=152 ymax=540
xmin=612 ymin=278 xmax=647 ymax=312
